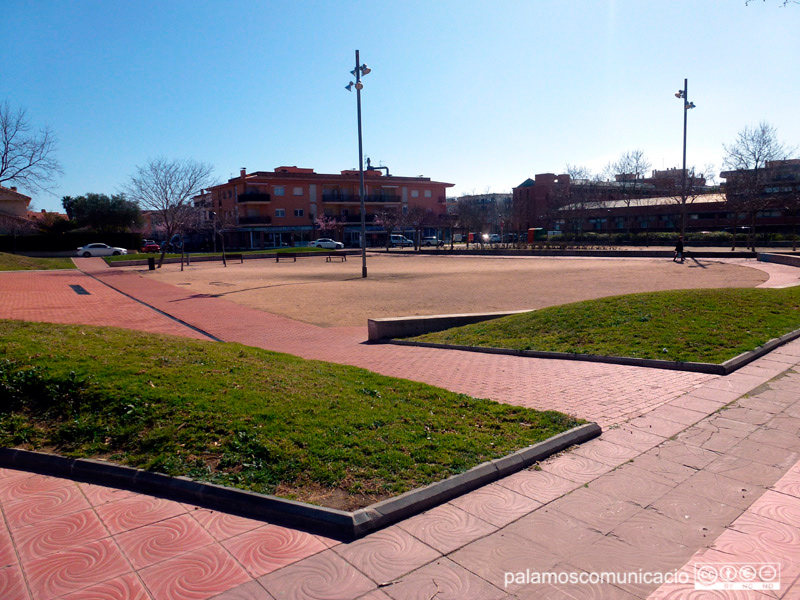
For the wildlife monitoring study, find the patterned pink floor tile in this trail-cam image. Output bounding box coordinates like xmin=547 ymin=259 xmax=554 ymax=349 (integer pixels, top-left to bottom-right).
xmin=209 ymin=580 xmax=274 ymax=599
xmin=449 ymin=483 xmax=542 ymax=527
xmin=25 ymin=537 xmax=130 ymax=599
xmin=190 ymin=509 xmax=265 ymax=541
xmin=495 ymin=469 xmax=578 ymax=503
xmin=77 ymin=482 xmax=138 ymax=506
xmin=0 ymin=563 xmax=31 ymax=600
xmin=538 ymin=453 xmax=613 ymax=484
xmin=587 ymin=465 xmax=674 ymax=507
xmin=222 ymin=524 xmax=328 ymax=578
xmin=13 ymin=508 xmax=108 ymax=562
xmin=725 ymin=512 xmax=800 ymax=563
xmin=570 ymin=439 xmax=641 ymax=467
xmin=450 ymin=531 xmax=559 ymax=593
xmin=61 ymin=572 xmax=152 ymax=599
xmin=627 ymin=414 xmax=688 ymax=438
xmin=396 ymin=503 xmax=497 ymax=555
xmin=0 ymin=522 xmax=15 ymax=568
xmin=0 ymin=473 xmax=73 ymax=503
xmin=600 ymin=424 xmax=666 ymax=452
xmin=258 ymin=550 xmax=375 ymax=600
xmin=115 ymin=513 xmax=215 ymax=570
xmin=139 ymin=543 xmax=251 ymax=600
xmin=95 ymin=494 xmax=186 ymax=535
xmin=4 ymin=485 xmax=91 ymax=530
xmin=334 ymin=526 xmax=440 ymax=585
xmin=503 ymin=506 xmax=604 ymax=560
xmin=549 ymin=487 xmax=640 ymax=534
xmin=673 ymin=471 xmax=765 ymax=510
xmin=773 ymin=468 xmax=800 ymax=498
xmin=748 ymin=489 xmax=800 ymax=527
xmin=381 ymin=557 xmax=506 ymax=600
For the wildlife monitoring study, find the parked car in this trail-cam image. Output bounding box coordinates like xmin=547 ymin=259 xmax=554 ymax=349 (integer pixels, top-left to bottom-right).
xmin=422 ymin=237 xmax=444 ymax=247
xmin=390 ymin=234 xmax=414 ymax=247
xmin=141 ymin=240 xmax=160 ymax=253
xmin=76 ymin=243 xmax=128 ymax=257
xmin=484 ymin=233 xmax=501 ymax=244
xmin=310 ymin=238 xmax=344 ymax=249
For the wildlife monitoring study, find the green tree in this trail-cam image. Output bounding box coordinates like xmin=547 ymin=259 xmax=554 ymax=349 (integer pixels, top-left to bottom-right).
xmin=61 ymin=193 xmax=142 ymax=232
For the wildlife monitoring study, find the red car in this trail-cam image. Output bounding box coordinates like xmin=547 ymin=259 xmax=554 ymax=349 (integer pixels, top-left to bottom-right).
xmin=142 ymin=241 xmax=160 ymax=253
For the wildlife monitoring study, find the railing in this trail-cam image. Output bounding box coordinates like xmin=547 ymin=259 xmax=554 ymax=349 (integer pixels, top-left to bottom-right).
xmin=238 ymin=192 xmax=271 ymax=203
xmin=238 ymin=216 xmax=272 ymax=225
xmin=322 ymin=193 xmax=401 ymax=203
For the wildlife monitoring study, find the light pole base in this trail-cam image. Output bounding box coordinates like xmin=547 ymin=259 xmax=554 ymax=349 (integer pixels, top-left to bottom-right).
xmin=362 ymin=266 xmax=367 ymax=278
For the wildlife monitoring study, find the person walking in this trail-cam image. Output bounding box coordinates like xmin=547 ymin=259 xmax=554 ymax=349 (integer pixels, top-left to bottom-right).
xmin=674 ymin=235 xmax=684 ymax=263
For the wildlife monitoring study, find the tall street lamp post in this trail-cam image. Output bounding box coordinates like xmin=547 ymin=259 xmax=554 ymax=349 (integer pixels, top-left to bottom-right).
xmin=674 ymin=79 xmax=696 ymax=234
xmin=346 ymin=50 xmax=371 ymax=278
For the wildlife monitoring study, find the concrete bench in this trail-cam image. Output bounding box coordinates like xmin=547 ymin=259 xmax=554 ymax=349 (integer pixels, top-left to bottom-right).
xmin=276 ymin=253 xmax=296 ymax=262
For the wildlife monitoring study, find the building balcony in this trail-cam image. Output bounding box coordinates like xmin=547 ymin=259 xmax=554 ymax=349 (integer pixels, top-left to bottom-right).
xmin=238 ymin=192 xmax=271 ymax=204
xmin=322 ymin=193 xmax=401 ymax=204
xmin=238 ymin=216 xmax=272 ymax=225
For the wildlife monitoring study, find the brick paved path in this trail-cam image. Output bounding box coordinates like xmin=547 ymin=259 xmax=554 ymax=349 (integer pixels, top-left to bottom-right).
xmin=0 ymin=257 xmax=799 ymax=599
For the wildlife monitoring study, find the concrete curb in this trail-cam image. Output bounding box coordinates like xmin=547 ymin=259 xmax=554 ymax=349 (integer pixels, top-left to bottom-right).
xmin=0 ymin=423 xmax=599 ymax=541
xmin=368 ymin=310 xmax=533 ymax=342
xmin=388 ymin=326 xmax=800 ymax=375
xmin=758 ymin=252 xmax=800 ymax=269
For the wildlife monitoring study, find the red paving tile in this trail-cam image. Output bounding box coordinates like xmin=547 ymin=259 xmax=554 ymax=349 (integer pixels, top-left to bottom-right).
xmin=24 ymin=537 xmax=130 ymax=599
xmin=61 ymin=573 xmax=151 ymax=600
xmin=94 ymin=494 xmax=187 ymax=535
xmin=332 ymin=527 xmax=440 ymax=585
xmin=2 ymin=258 xmax=800 ymax=599
xmin=221 ymin=524 xmax=328 ymax=578
xmin=115 ymin=513 xmax=215 ymax=570
xmin=12 ymin=508 xmax=108 ymax=562
xmin=138 ymin=543 xmax=250 ymax=600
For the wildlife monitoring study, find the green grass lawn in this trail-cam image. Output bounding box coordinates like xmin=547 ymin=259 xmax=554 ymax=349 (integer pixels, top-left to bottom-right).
xmin=0 ymin=320 xmax=580 ymax=508
xmin=0 ymin=252 xmax=76 ymax=271
xmin=108 ymin=247 xmax=328 ymax=262
xmin=409 ymin=287 xmax=800 ymax=364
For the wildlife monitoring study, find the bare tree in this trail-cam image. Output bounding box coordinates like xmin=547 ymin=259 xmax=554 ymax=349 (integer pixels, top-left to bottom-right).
xmin=405 ymin=205 xmax=431 ymax=251
xmin=668 ymin=165 xmax=715 ymax=236
xmin=373 ymin=206 xmax=402 ymax=250
xmin=722 ymin=122 xmax=794 ymax=250
xmin=0 ymin=101 xmax=63 ymax=193
xmin=606 ymin=150 xmax=651 ymax=237
xmin=125 ymin=158 xmax=215 ymax=266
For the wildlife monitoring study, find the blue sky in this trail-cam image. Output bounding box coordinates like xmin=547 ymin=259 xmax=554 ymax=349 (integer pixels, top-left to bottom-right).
xmin=4 ymin=0 xmax=799 ymax=212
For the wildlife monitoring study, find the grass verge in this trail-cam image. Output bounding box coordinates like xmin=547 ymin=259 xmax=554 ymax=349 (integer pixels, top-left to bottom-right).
xmin=409 ymin=287 xmax=800 ymax=364
xmin=0 ymin=252 xmax=76 ymax=271
xmin=0 ymin=320 xmax=580 ymax=509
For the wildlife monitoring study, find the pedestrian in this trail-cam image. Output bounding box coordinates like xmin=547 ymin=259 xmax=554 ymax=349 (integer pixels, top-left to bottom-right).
xmin=673 ymin=235 xmax=684 ymax=263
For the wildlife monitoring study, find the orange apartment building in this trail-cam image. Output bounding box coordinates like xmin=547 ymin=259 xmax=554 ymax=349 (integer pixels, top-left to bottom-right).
xmin=206 ymin=166 xmax=454 ymax=249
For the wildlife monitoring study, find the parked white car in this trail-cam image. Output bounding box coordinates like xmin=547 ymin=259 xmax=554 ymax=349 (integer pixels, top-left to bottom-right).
xmin=390 ymin=235 xmax=414 ymax=247
xmin=76 ymin=243 xmax=128 ymax=257
xmin=422 ymin=237 xmax=444 ymax=247
xmin=309 ymin=238 xmax=344 ymax=250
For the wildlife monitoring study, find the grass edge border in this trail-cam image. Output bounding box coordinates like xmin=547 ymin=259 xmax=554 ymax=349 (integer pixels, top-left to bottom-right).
xmin=387 ymin=325 xmax=800 ymax=375
xmin=0 ymin=422 xmax=599 ymax=541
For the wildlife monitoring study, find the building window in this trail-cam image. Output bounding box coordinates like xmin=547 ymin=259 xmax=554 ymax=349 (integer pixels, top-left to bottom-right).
xmin=411 ymin=190 xmax=419 ymax=198
xmin=424 ymin=190 xmax=432 ymax=198
xmin=294 ymin=209 xmax=304 ymax=217
xmin=274 ymin=186 xmax=285 ymax=196
xmin=275 ymin=208 xmax=285 ymax=217
xmin=293 ymin=187 xmax=303 ymax=196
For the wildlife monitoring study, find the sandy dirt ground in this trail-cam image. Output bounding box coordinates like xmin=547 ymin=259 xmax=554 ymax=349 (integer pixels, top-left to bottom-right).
xmin=138 ymin=253 xmax=768 ymax=328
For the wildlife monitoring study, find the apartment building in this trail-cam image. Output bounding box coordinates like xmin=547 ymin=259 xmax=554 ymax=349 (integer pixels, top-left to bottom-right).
xmin=206 ymin=166 xmax=454 ymax=249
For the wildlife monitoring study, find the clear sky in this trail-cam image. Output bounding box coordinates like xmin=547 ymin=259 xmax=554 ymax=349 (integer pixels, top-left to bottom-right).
xmin=4 ymin=0 xmax=799 ymax=212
